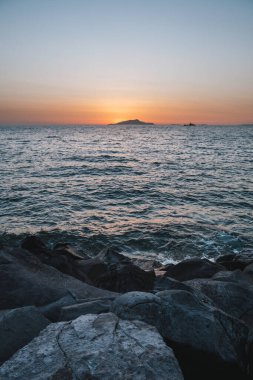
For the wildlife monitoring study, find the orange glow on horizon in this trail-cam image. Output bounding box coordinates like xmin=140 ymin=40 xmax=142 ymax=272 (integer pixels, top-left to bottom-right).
xmin=0 ymin=96 xmax=253 ymax=125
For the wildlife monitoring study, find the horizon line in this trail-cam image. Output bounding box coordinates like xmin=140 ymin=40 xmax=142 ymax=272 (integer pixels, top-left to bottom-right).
xmin=0 ymin=122 xmax=253 ymax=127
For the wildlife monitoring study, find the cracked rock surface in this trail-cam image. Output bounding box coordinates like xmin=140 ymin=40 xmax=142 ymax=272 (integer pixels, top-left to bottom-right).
xmin=111 ymin=290 xmax=249 ymax=379
xmin=0 ymin=313 xmax=183 ymax=380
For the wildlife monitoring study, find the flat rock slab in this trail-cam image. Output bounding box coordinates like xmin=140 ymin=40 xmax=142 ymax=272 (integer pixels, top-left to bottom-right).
xmin=0 ymin=313 xmax=183 ymax=380
xmin=0 ymin=306 xmax=49 ymax=364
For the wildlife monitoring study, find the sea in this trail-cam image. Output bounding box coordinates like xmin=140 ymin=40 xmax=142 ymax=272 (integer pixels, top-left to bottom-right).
xmin=0 ymin=124 xmax=252 ymax=264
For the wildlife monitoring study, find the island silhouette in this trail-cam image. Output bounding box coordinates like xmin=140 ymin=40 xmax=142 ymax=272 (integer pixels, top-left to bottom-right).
xmin=108 ymin=119 xmax=154 ymax=126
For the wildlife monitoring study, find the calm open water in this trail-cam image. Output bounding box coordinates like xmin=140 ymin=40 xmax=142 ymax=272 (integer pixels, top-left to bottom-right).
xmin=0 ymin=124 xmax=252 ymax=263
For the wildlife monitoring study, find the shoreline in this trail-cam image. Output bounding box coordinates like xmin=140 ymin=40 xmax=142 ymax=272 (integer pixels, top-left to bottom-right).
xmin=0 ymin=235 xmax=253 ymax=379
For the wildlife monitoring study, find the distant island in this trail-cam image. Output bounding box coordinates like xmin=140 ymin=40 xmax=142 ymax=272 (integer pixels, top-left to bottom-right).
xmin=184 ymin=122 xmax=196 ymax=126
xmin=108 ymin=119 xmax=154 ymax=126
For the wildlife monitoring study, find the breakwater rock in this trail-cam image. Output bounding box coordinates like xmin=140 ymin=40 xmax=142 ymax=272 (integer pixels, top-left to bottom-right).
xmin=1 ymin=236 xmax=253 ymax=379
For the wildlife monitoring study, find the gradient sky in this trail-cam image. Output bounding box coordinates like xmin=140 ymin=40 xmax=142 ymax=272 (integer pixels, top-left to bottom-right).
xmin=0 ymin=0 xmax=253 ymax=124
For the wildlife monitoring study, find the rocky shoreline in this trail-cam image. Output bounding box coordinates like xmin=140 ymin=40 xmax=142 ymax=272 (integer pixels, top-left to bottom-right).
xmin=0 ymin=236 xmax=253 ymax=379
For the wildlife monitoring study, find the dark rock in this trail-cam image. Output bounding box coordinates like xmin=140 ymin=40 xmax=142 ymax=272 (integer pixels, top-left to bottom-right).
xmin=53 ymin=242 xmax=87 ymax=260
xmin=186 ymin=278 xmax=253 ymax=328
xmin=0 ymin=306 xmax=49 ymax=364
xmin=154 ymin=276 xmax=193 ymax=292
xmin=75 ymin=258 xmax=110 ymax=284
xmin=111 ymin=290 xmax=249 ymax=380
xmin=216 ymin=250 xmax=253 ymax=271
xmin=58 ymin=297 xmax=115 ymax=321
xmin=19 ymin=241 xmax=155 ymax=293
xmin=76 ymin=252 xmax=155 ymax=293
xmin=95 ymin=246 xmax=132 ymax=265
xmin=22 ymin=237 xmax=90 ymax=280
xmin=247 ymin=329 xmax=253 ymax=378
xmin=0 ymin=313 xmax=183 ymax=380
xmin=244 ymin=263 xmax=253 ymax=281
xmin=38 ymin=295 xmax=78 ymax=322
xmin=21 ymin=235 xmax=51 ymax=260
xmin=96 ymin=263 xmax=155 ymax=293
xmin=131 ymin=257 xmax=162 ymax=271
xmin=162 ymin=258 xmax=224 ymax=281
xmin=0 ymin=247 xmax=116 ymax=310
xmin=212 ymin=269 xmax=253 ymax=285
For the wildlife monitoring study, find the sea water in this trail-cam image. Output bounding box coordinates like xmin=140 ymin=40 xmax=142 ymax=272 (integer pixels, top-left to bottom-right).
xmin=0 ymin=124 xmax=252 ymax=262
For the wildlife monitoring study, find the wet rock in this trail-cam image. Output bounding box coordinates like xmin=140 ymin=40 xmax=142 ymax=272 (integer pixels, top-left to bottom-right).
xmin=162 ymin=258 xmax=224 ymax=281
xmin=0 ymin=306 xmax=49 ymax=364
xmin=0 ymin=247 xmax=115 ymax=310
xmin=0 ymin=313 xmax=184 ymax=380
xmin=58 ymin=297 xmax=115 ymax=321
xmin=112 ymin=290 xmax=249 ymax=380
xmin=186 ymin=278 xmax=253 ymax=328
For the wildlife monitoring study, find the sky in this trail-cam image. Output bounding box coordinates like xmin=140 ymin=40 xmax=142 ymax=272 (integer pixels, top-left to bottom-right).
xmin=0 ymin=0 xmax=253 ymax=125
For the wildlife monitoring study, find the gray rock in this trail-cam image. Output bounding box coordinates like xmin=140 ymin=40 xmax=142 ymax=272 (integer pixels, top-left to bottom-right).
xmin=112 ymin=290 xmax=249 ymax=379
xmin=58 ymin=297 xmax=115 ymax=321
xmin=0 ymin=247 xmax=116 ymax=310
xmin=0 ymin=306 xmax=49 ymax=364
xmin=186 ymin=278 xmax=253 ymax=328
xmin=0 ymin=313 xmax=184 ymax=380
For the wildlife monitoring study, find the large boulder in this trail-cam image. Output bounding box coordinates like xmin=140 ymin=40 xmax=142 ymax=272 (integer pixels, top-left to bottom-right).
xmin=111 ymin=290 xmax=249 ymax=380
xmin=161 ymin=258 xmax=224 ymax=281
xmin=186 ymin=278 xmax=253 ymax=328
xmin=0 ymin=247 xmax=115 ymax=310
xmin=0 ymin=313 xmax=184 ymax=380
xmin=76 ymin=257 xmax=155 ymax=293
xmin=0 ymin=306 xmax=49 ymax=364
